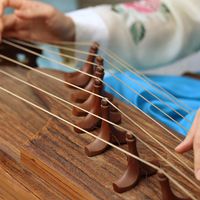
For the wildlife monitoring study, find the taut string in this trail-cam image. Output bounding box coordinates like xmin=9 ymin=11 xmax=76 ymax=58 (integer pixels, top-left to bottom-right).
xmin=11 ymin=39 xmax=192 ymax=125
xmin=0 ymin=69 xmax=129 ymax=132
xmin=1 ymin=55 xmax=198 ymax=187
xmin=2 ymin=40 xmax=192 ymax=135
xmin=1 ymin=51 xmax=195 ymax=181
xmin=25 ymin=38 xmax=193 ymax=113
xmin=101 ymin=47 xmax=194 ymax=113
xmin=102 ymin=57 xmax=193 ymax=123
xmin=0 ymin=86 xmax=197 ymax=200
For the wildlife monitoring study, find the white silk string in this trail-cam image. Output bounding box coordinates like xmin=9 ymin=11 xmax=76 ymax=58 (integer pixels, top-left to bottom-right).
xmin=1 ymin=49 xmax=196 ymax=181
xmin=1 ymin=55 xmax=199 ymax=189
xmin=2 ymin=40 xmax=192 ymax=134
xmin=28 ymin=38 xmax=193 ymax=113
xmin=1 ymin=41 xmax=187 ymax=142
xmin=0 ymin=86 xmax=197 ymax=200
xmin=0 ymin=50 xmax=196 ymax=178
xmin=10 ymin=39 xmax=192 ymax=124
xmin=0 ymin=69 xmax=129 ymax=132
xmin=0 ymin=54 xmax=186 ymax=144
xmin=101 ymin=47 xmax=194 ymax=113
xmin=10 ymin=39 xmax=193 ymax=130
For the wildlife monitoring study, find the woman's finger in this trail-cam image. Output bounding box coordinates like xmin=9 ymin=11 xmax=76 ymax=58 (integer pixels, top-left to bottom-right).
xmin=14 ymin=2 xmax=55 ymax=20
xmin=3 ymin=29 xmax=31 ymax=40
xmin=3 ymin=15 xmax=17 ymax=31
xmin=3 ymin=0 xmax=24 ymax=10
xmin=175 ymin=131 xmax=194 ymax=153
xmin=0 ymin=0 xmax=24 ymax=16
xmin=0 ymin=0 xmax=25 ymax=40
xmin=194 ymin=129 xmax=200 ymax=180
xmin=175 ymin=110 xmax=200 ymax=153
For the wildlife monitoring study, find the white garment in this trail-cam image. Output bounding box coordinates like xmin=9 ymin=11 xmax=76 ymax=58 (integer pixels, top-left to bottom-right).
xmin=67 ymin=0 xmax=200 ymax=71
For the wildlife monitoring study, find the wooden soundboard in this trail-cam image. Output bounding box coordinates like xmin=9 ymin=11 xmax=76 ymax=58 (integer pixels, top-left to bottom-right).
xmin=0 ymin=64 xmax=199 ymax=200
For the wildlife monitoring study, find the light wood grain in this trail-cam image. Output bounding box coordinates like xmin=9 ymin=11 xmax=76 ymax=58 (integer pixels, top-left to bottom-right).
xmin=0 ymin=65 xmax=199 ymax=200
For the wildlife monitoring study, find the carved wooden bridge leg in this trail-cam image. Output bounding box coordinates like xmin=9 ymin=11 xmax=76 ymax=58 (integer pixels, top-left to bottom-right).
xmin=65 ymin=42 xmax=99 ymax=88
xmin=72 ymin=77 xmax=121 ymax=123
xmin=71 ymin=65 xmax=104 ymax=103
xmin=158 ymin=173 xmax=192 ymax=200
xmin=73 ymin=81 xmax=122 ymax=134
xmin=109 ymin=104 xmax=122 ymax=125
xmin=71 ymin=56 xmax=113 ymax=103
xmin=96 ymin=56 xmax=113 ymax=101
xmin=72 ymin=78 xmax=102 ymax=117
xmin=73 ymin=79 xmax=102 ymax=133
xmin=85 ymin=98 xmax=126 ymax=157
xmin=113 ymin=132 xmax=158 ymax=193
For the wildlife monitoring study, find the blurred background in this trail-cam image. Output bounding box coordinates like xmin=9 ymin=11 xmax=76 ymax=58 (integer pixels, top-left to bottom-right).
xmin=40 ymin=0 xmax=132 ymax=12
xmin=6 ymin=0 xmax=132 ymax=14
xmin=5 ymin=0 xmax=133 ymax=70
xmin=37 ymin=0 xmax=77 ymax=12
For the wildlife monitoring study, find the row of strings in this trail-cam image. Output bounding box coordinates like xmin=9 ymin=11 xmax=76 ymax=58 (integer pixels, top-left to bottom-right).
xmin=36 ymin=38 xmax=194 ymax=114
xmin=0 ymin=39 xmax=197 ymax=199
xmin=0 ymin=86 xmax=196 ymax=200
xmin=1 ymin=40 xmax=195 ymax=172
xmin=0 ymin=39 xmax=196 ymax=177
xmin=31 ymin=38 xmax=194 ymax=115
xmin=7 ymin=39 xmax=194 ymax=133
xmin=0 ymin=38 xmax=197 ymax=181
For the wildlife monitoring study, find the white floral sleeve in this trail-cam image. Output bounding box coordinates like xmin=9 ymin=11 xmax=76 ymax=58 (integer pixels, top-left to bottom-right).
xmin=67 ymin=0 xmax=200 ymax=71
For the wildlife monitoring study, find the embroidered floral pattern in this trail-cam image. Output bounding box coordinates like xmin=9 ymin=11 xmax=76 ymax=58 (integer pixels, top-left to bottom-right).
xmin=124 ymin=0 xmax=160 ymax=13
xmin=130 ymin=21 xmax=146 ymax=45
xmin=112 ymin=0 xmax=171 ymax=45
xmin=160 ymin=3 xmax=171 ymax=14
xmin=112 ymin=0 xmax=160 ymax=14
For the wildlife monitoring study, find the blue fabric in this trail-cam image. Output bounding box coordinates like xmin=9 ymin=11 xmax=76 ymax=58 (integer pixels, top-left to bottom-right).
xmin=104 ymin=72 xmax=200 ymax=136
xmin=38 ymin=46 xmax=65 ymax=71
xmin=37 ymin=47 xmax=200 ymax=137
xmin=5 ymin=1 xmax=78 ymax=14
xmin=40 ymin=0 xmax=77 ymax=12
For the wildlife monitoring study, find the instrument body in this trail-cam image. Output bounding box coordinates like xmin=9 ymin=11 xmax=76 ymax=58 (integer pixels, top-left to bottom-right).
xmin=0 ymin=62 xmax=198 ymax=199
xmin=0 ymin=41 xmax=200 ymax=199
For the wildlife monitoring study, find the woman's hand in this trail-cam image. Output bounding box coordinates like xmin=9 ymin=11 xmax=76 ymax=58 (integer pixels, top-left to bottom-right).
xmin=175 ymin=109 xmax=200 ymax=180
xmin=0 ymin=0 xmax=75 ymax=42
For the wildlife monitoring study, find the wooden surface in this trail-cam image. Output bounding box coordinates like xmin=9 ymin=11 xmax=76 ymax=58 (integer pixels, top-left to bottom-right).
xmin=0 ymin=65 xmax=199 ymax=200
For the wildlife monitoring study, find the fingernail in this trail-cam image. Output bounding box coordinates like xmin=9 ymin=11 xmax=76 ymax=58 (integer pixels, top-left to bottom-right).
xmin=175 ymin=145 xmax=180 ymax=151
xmin=195 ymin=169 xmax=200 ymax=181
xmin=175 ymin=144 xmax=182 ymax=151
